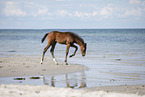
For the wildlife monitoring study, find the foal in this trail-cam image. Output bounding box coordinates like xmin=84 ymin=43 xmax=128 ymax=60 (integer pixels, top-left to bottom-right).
xmin=40 ymin=31 xmax=87 ymax=65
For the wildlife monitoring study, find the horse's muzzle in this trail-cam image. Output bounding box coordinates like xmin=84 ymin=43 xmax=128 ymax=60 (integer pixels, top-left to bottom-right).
xmin=82 ymin=55 xmax=85 ymax=57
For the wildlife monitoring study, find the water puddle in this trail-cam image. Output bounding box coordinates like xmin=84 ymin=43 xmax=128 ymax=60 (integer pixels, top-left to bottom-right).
xmin=0 ymin=71 xmax=87 ymax=89
xmin=0 ymin=64 xmax=144 ymax=88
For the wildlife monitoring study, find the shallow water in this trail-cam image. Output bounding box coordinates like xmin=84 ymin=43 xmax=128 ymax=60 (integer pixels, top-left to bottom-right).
xmin=0 ymin=29 xmax=145 ymax=88
xmin=0 ymin=72 xmax=87 ymax=89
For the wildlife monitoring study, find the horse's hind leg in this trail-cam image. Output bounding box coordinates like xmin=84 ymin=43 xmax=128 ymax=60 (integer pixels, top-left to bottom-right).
xmin=69 ymin=44 xmax=78 ymax=58
xmin=50 ymin=42 xmax=58 ymax=65
xmin=41 ymin=44 xmax=51 ymax=64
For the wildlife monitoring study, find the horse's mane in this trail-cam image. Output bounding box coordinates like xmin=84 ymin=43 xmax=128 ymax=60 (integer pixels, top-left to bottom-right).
xmin=68 ymin=32 xmax=84 ymax=44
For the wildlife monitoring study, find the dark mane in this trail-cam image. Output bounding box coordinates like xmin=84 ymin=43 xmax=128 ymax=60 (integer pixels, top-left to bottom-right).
xmin=67 ymin=32 xmax=85 ymax=44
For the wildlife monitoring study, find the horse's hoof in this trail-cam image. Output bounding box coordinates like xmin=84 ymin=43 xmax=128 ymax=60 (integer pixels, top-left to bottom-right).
xmin=66 ymin=63 xmax=68 ymax=65
xmin=40 ymin=62 xmax=43 ymax=64
xmin=69 ymin=54 xmax=74 ymax=58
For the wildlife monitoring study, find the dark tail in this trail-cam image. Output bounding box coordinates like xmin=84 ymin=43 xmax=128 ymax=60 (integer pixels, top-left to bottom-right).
xmin=41 ymin=33 xmax=48 ymax=43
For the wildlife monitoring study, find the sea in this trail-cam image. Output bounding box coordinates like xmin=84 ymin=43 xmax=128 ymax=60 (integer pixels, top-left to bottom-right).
xmin=0 ymin=29 xmax=145 ymax=88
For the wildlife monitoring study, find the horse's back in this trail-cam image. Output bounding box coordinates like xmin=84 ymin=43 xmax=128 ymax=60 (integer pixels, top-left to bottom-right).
xmin=47 ymin=31 xmax=75 ymax=44
xmin=46 ymin=31 xmax=56 ymax=40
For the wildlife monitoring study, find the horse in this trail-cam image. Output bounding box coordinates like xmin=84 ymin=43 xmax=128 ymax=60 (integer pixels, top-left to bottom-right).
xmin=40 ymin=31 xmax=87 ymax=65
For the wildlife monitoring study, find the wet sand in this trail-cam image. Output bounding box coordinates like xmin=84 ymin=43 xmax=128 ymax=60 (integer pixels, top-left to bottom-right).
xmin=0 ymin=56 xmax=145 ymax=97
xmin=0 ymin=56 xmax=88 ymax=77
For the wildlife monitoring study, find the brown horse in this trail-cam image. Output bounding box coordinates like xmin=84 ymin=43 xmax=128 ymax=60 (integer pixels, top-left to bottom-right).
xmin=40 ymin=31 xmax=87 ymax=65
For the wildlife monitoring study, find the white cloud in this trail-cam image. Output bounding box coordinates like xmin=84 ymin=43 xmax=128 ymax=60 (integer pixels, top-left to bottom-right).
xmin=129 ymin=0 xmax=145 ymax=5
xmin=1 ymin=0 xmax=145 ymax=29
xmin=75 ymin=11 xmax=87 ymax=18
xmin=74 ymin=11 xmax=98 ymax=19
xmin=116 ymin=4 xmax=145 ymax=19
xmin=3 ymin=1 xmax=27 ymax=17
xmin=100 ymin=4 xmax=113 ymax=18
xmin=122 ymin=8 xmax=143 ymax=18
xmin=3 ymin=1 xmax=53 ymax=17
xmin=92 ymin=11 xmax=98 ymax=16
xmin=57 ymin=10 xmax=68 ymax=16
xmin=38 ymin=8 xmax=49 ymax=15
xmin=129 ymin=0 xmax=141 ymax=4
xmin=56 ymin=10 xmax=72 ymax=16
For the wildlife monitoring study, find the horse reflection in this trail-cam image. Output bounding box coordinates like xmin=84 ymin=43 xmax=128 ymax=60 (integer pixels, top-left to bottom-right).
xmin=42 ymin=75 xmax=55 ymax=87
xmin=65 ymin=74 xmax=78 ymax=88
xmin=79 ymin=71 xmax=87 ymax=88
xmin=42 ymin=71 xmax=87 ymax=88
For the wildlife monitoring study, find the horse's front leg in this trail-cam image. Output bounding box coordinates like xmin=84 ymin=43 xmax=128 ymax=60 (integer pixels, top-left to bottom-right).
xmin=41 ymin=44 xmax=51 ymax=64
xmin=69 ymin=45 xmax=78 ymax=58
xmin=65 ymin=44 xmax=70 ymax=65
xmin=50 ymin=42 xmax=58 ymax=65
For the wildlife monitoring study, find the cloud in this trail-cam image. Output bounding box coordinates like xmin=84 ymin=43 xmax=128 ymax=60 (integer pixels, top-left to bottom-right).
xmin=3 ymin=1 xmax=27 ymax=17
xmin=129 ymin=0 xmax=141 ymax=4
xmin=74 ymin=4 xmax=114 ymax=19
xmin=100 ymin=4 xmax=114 ymax=18
xmin=2 ymin=1 xmax=53 ymax=17
xmin=121 ymin=8 xmax=143 ymax=18
xmin=117 ymin=0 xmax=145 ymax=19
xmin=75 ymin=11 xmax=89 ymax=18
xmin=38 ymin=8 xmax=52 ymax=16
xmin=1 ymin=1 xmax=113 ymax=20
xmin=1 ymin=0 xmax=145 ymax=29
xmin=56 ymin=10 xmax=72 ymax=16
xmin=129 ymin=0 xmax=145 ymax=5
xmin=74 ymin=11 xmax=98 ymax=19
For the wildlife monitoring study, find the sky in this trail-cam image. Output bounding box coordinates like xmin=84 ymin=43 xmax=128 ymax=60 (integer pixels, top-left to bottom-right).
xmin=0 ymin=0 xmax=145 ymax=29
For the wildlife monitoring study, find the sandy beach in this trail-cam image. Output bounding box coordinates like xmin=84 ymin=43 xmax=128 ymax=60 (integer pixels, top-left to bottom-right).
xmin=0 ymin=55 xmax=145 ymax=97
xmin=0 ymin=84 xmax=145 ymax=97
xmin=0 ymin=55 xmax=88 ymax=77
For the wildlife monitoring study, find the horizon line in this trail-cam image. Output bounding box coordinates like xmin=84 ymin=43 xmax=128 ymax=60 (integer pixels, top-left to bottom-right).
xmin=0 ymin=28 xmax=145 ymax=30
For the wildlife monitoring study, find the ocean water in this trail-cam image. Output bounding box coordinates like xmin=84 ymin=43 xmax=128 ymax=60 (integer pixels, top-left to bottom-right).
xmin=0 ymin=29 xmax=145 ymax=88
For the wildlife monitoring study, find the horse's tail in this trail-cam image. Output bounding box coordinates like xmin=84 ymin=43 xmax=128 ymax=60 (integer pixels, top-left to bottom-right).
xmin=41 ymin=33 xmax=48 ymax=43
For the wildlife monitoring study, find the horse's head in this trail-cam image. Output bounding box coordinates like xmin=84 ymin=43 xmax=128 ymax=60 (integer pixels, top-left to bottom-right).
xmin=80 ymin=43 xmax=87 ymax=57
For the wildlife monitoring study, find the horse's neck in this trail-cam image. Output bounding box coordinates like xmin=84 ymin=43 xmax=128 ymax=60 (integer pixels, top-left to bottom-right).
xmin=75 ymin=38 xmax=84 ymax=46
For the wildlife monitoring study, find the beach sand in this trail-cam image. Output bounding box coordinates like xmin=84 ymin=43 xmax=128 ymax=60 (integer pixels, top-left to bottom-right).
xmin=0 ymin=56 xmax=145 ymax=97
xmin=0 ymin=55 xmax=88 ymax=77
xmin=0 ymin=84 xmax=145 ymax=97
